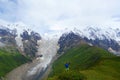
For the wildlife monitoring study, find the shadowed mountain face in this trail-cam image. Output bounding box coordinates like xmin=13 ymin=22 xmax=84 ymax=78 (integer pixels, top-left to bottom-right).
xmin=58 ymin=31 xmax=120 ymax=55
xmin=58 ymin=32 xmax=83 ymax=53
xmin=0 ymin=26 xmax=41 ymax=58
xmin=0 ymin=27 xmax=17 ymax=45
xmin=21 ymin=30 xmax=41 ymax=58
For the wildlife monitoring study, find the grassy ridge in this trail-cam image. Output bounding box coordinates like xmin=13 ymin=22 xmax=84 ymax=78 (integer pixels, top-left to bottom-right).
xmin=48 ymin=44 xmax=120 ymax=80
xmin=0 ymin=47 xmax=30 ymax=77
xmin=81 ymin=57 xmax=120 ymax=80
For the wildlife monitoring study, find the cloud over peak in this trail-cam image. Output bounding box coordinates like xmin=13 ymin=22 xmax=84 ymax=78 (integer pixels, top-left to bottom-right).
xmin=0 ymin=0 xmax=120 ymax=33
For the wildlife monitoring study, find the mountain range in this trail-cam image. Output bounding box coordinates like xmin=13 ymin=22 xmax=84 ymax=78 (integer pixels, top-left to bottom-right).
xmin=0 ymin=25 xmax=41 ymax=58
xmin=58 ymin=27 xmax=120 ymax=56
xmin=1 ymin=24 xmax=120 ymax=80
xmin=0 ymin=24 xmax=120 ymax=57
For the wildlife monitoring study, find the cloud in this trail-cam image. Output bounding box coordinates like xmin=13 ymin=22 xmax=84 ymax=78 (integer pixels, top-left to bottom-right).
xmin=0 ymin=0 xmax=120 ymax=33
xmin=0 ymin=0 xmax=18 ymax=21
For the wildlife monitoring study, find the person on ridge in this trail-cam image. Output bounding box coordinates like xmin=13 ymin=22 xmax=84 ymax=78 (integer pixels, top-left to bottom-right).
xmin=65 ymin=62 xmax=70 ymax=71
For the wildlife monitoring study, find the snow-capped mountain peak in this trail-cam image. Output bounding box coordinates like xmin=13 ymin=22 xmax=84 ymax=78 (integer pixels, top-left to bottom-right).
xmin=68 ymin=26 xmax=120 ymax=41
xmin=58 ymin=26 xmax=120 ymax=55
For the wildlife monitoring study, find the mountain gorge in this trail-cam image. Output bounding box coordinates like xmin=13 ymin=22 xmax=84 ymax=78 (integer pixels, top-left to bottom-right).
xmin=0 ymin=24 xmax=59 ymax=80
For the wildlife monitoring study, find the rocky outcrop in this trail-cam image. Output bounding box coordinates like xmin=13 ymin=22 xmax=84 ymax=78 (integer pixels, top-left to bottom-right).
xmin=20 ymin=30 xmax=41 ymax=58
xmin=0 ymin=27 xmax=17 ymax=46
xmin=58 ymin=32 xmax=84 ymax=53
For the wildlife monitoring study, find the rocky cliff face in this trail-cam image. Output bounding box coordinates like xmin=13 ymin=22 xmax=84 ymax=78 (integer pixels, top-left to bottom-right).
xmin=0 ymin=26 xmax=17 ymax=46
xmin=21 ymin=30 xmax=41 ymax=58
xmin=58 ymin=30 xmax=120 ymax=55
xmin=58 ymin=32 xmax=83 ymax=53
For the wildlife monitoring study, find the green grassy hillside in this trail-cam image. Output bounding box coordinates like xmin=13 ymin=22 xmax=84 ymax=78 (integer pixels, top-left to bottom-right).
xmin=0 ymin=47 xmax=30 ymax=78
xmin=48 ymin=44 xmax=120 ymax=80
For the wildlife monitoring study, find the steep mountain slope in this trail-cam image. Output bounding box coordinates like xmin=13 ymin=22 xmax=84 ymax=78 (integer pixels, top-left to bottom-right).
xmin=1 ymin=23 xmax=120 ymax=80
xmin=0 ymin=25 xmax=41 ymax=58
xmin=48 ymin=44 xmax=120 ymax=80
xmin=20 ymin=30 xmax=41 ymax=58
xmin=58 ymin=28 xmax=120 ymax=55
xmin=0 ymin=46 xmax=30 ymax=79
xmin=0 ymin=24 xmax=59 ymax=80
xmin=0 ymin=25 xmax=42 ymax=79
xmin=0 ymin=26 xmax=17 ymax=46
xmin=4 ymin=37 xmax=59 ymax=80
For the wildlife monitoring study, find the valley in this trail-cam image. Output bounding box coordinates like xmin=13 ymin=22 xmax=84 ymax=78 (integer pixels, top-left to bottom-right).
xmin=1 ymin=1 xmax=120 ymax=80
xmin=0 ymin=46 xmax=30 ymax=80
xmin=4 ymin=37 xmax=59 ymax=80
xmin=0 ymin=26 xmax=120 ymax=80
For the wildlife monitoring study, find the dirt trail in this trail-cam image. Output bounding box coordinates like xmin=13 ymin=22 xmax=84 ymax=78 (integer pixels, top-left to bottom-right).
xmin=5 ymin=63 xmax=30 ymax=80
xmin=5 ymin=60 xmax=41 ymax=80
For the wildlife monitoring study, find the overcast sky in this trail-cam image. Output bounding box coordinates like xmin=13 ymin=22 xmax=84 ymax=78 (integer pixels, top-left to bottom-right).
xmin=0 ymin=0 xmax=120 ymax=33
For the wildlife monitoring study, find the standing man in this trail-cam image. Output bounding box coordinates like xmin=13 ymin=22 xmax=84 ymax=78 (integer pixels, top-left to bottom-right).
xmin=65 ymin=62 xmax=70 ymax=71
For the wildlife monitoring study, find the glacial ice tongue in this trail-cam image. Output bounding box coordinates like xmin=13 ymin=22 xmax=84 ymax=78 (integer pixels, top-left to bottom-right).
xmin=26 ymin=36 xmax=59 ymax=77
